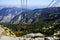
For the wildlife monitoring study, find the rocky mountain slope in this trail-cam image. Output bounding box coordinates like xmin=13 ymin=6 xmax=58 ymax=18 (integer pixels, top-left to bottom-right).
xmin=0 ymin=7 xmax=60 ymax=24
xmin=10 ymin=7 xmax=60 ymax=24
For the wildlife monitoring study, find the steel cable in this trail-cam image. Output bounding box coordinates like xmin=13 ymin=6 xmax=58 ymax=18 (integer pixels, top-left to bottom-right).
xmin=47 ymin=0 xmax=55 ymax=7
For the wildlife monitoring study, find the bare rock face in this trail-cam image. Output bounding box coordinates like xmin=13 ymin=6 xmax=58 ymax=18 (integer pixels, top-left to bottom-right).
xmin=0 ymin=36 xmax=17 ymax=40
xmin=1 ymin=27 xmax=16 ymax=37
xmin=0 ymin=25 xmax=4 ymax=36
xmin=0 ymin=25 xmax=16 ymax=39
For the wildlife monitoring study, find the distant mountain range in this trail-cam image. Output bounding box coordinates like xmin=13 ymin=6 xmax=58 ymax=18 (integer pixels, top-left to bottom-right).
xmin=0 ymin=7 xmax=60 ymax=24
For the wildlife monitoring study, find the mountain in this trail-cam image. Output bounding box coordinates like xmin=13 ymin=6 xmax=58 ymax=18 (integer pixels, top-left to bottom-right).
xmin=0 ymin=7 xmax=60 ymax=24
xmin=0 ymin=7 xmax=23 ymax=23
xmin=10 ymin=7 xmax=60 ymax=24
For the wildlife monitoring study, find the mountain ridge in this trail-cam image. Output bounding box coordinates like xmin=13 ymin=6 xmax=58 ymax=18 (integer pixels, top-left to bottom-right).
xmin=0 ymin=7 xmax=60 ymax=24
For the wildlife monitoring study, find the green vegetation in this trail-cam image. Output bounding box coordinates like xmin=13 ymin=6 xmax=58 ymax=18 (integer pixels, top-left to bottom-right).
xmin=0 ymin=19 xmax=60 ymax=37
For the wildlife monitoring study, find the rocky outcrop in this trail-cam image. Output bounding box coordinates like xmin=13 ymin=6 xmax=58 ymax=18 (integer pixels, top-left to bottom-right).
xmin=0 ymin=25 xmax=16 ymax=37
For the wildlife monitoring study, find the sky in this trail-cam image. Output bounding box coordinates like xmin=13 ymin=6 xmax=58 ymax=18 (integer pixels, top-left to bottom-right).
xmin=0 ymin=0 xmax=59 ymax=9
